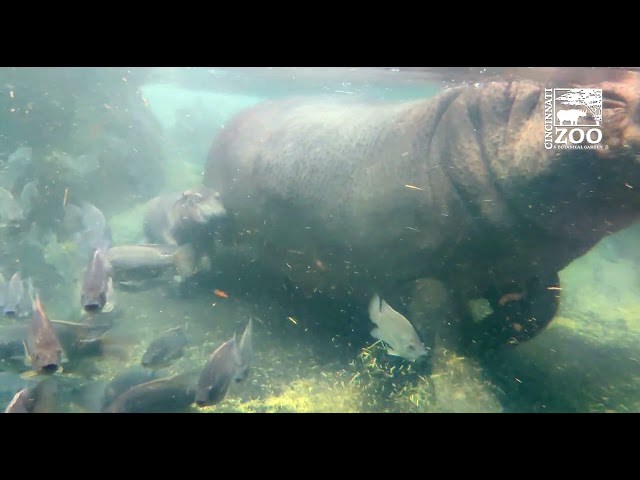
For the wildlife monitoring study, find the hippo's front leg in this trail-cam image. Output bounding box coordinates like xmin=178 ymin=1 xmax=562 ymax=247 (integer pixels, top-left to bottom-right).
xmin=458 ymin=272 xmax=562 ymax=355
xmin=405 ymin=277 xmax=505 ymax=412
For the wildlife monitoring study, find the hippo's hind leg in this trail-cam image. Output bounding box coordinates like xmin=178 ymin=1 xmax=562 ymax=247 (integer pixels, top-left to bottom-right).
xmin=459 ymin=271 xmax=561 ymax=356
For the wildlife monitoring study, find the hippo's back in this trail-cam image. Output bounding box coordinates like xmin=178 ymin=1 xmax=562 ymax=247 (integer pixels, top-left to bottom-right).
xmin=202 ymin=92 xmax=467 ymax=295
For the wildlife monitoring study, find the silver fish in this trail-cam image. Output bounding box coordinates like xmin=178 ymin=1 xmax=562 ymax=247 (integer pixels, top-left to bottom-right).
xmin=368 ymin=294 xmax=427 ymax=361
xmin=141 ymin=326 xmax=190 ymax=369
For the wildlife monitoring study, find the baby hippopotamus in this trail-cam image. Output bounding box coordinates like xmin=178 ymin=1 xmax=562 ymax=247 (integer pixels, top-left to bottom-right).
xmin=143 ymin=187 xmax=231 ymax=273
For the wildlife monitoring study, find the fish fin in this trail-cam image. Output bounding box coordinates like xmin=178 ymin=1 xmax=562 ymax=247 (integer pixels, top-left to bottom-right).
xmin=379 ymin=298 xmax=394 ymax=315
xmin=57 ymin=365 xmax=64 ymax=374
xmin=162 ymin=325 xmax=183 ymax=334
xmin=173 ymin=243 xmax=197 ymax=280
xmin=386 ymin=347 xmax=401 ymax=357
xmin=20 ymin=370 xmax=38 ymax=379
xmin=238 ymin=318 xmax=253 ymax=363
xmin=368 ymin=294 xmax=381 ymax=323
xmin=22 ymin=340 xmax=31 ymax=367
xmin=370 ymin=327 xmax=381 ymax=340
xmin=102 ymin=277 xmax=116 ymax=313
xmin=51 ymin=319 xmax=85 ymax=327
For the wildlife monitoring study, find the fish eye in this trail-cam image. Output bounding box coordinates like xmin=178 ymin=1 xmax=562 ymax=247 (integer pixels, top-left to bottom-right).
xmin=34 ymin=353 xmax=40 ymax=360
xmin=408 ymin=345 xmax=415 ymax=350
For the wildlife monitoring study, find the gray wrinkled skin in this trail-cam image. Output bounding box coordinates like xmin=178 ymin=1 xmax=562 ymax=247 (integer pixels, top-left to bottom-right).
xmin=143 ymin=187 xmax=227 ymax=246
xmin=204 ymin=78 xmax=640 ymax=348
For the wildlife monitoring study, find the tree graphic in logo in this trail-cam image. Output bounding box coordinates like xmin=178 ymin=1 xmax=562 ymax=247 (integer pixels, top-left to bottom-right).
xmin=554 ymin=88 xmax=602 ymax=126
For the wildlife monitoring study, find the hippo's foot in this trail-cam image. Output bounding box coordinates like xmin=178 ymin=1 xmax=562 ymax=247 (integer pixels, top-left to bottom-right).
xmin=460 ymin=272 xmax=561 ymax=356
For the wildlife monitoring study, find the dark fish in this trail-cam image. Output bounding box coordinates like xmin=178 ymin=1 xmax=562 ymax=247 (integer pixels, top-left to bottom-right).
xmin=101 ymin=366 xmax=161 ymax=409
xmin=25 ymin=292 xmax=64 ymax=374
xmin=4 ymin=388 xmax=35 ymax=413
xmin=4 ymin=272 xmax=25 ymax=317
xmin=81 ymin=248 xmax=114 ymax=313
xmin=194 ymin=318 xmax=253 ymax=407
xmin=102 ymin=372 xmax=197 ymax=413
xmin=4 ymin=378 xmax=57 ymax=413
xmin=195 ymin=335 xmax=243 ymax=407
xmin=106 ymin=243 xmax=196 ymax=282
xmin=50 ymin=319 xmax=117 ymax=360
xmin=67 ymin=201 xmax=112 ymax=257
xmin=141 ymin=326 xmax=190 ymax=369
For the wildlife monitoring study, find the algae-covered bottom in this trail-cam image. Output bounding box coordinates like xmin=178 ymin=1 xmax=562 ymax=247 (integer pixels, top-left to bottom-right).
xmin=2 ymin=223 xmax=640 ymax=413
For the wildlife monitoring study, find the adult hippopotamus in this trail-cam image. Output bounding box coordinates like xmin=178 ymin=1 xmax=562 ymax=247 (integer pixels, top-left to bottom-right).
xmin=203 ymin=73 xmax=640 ymax=354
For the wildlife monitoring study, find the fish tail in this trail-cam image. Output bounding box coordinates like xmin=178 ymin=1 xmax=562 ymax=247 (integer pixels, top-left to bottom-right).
xmin=29 ymin=282 xmax=43 ymax=312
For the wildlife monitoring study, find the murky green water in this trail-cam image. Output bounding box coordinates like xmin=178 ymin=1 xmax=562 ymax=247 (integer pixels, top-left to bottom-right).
xmin=1 ymin=67 xmax=639 ymax=413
